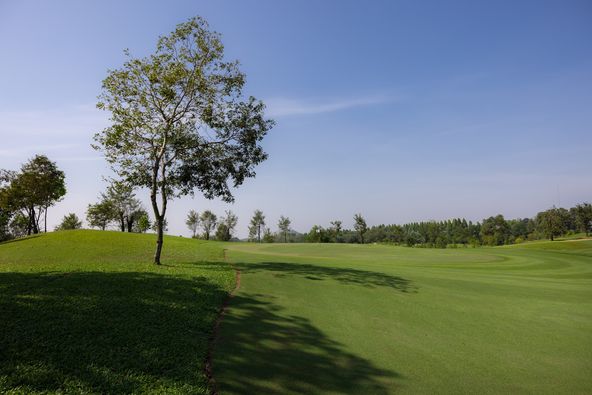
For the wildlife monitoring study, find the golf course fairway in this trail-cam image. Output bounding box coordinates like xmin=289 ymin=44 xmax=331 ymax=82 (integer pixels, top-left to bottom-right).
xmin=213 ymin=240 xmax=592 ymax=394
xmin=1 ymin=232 xmax=590 ymax=394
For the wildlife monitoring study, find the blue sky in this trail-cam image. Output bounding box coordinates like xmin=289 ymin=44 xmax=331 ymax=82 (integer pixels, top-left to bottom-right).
xmin=1 ymin=0 xmax=591 ymax=237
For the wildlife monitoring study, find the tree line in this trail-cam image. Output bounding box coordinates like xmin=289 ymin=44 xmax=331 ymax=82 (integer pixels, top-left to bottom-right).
xmin=294 ymin=205 xmax=591 ymax=247
xmin=2 ymin=155 xmax=590 ymax=249
xmin=214 ymin=205 xmax=590 ymax=247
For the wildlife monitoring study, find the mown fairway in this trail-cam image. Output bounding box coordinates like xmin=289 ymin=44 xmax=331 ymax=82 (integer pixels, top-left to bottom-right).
xmin=0 ymin=230 xmax=234 ymax=394
xmin=214 ymin=240 xmax=592 ymax=394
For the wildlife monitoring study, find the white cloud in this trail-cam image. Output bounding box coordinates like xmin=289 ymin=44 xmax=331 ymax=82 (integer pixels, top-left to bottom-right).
xmin=0 ymin=105 xmax=108 ymax=138
xmin=0 ymin=143 xmax=82 ymax=158
xmin=265 ymin=95 xmax=391 ymax=117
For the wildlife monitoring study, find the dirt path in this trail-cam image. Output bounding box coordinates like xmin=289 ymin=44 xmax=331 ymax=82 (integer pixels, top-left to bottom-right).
xmin=205 ymin=249 xmax=241 ymax=395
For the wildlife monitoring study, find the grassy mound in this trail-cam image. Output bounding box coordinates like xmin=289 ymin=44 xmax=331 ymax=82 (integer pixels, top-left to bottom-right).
xmin=214 ymin=240 xmax=592 ymax=394
xmin=0 ymin=230 xmax=234 ymax=394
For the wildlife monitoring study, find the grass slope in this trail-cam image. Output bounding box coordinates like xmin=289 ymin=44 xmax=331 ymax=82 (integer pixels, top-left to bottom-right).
xmin=0 ymin=230 xmax=234 ymax=394
xmin=214 ymin=240 xmax=592 ymax=394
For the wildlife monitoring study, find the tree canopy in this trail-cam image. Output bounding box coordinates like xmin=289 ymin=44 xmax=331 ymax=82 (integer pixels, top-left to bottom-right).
xmin=93 ymin=16 xmax=273 ymax=264
xmin=0 ymin=155 xmax=66 ymax=235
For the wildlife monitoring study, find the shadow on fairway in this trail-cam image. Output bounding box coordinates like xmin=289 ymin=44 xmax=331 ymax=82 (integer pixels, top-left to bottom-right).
xmin=239 ymin=261 xmax=416 ymax=293
xmin=0 ymin=269 xmax=227 ymax=393
xmin=214 ymin=292 xmax=401 ymax=394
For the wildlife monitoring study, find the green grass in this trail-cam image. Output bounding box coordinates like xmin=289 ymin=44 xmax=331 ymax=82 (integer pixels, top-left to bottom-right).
xmin=0 ymin=230 xmax=234 ymax=394
xmin=2 ymin=232 xmax=591 ymax=394
xmin=213 ymin=240 xmax=592 ymax=394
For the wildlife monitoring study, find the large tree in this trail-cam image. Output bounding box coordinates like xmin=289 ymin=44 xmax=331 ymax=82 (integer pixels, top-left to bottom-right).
xmin=571 ymin=203 xmax=592 ymax=236
xmin=536 ymin=206 xmax=569 ymax=241
xmin=0 ymin=155 xmax=66 ymax=234
xmin=0 ymin=207 xmax=11 ymax=242
xmin=94 ymin=17 xmax=273 ymax=264
xmin=480 ymin=214 xmax=511 ymax=245
xmin=0 ymin=172 xmax=13 ymax=241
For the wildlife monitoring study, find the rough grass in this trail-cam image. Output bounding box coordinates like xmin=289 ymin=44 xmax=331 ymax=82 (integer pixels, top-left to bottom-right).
xmin=0 ymin=230 xmax=234 ymax=394
xmin=214 ymin=241 xmax=592 ymax=394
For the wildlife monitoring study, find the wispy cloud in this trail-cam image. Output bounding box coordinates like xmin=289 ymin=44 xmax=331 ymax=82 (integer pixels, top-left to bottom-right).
xmin=52 ymin=155 xmax=104 ymax=162
xmin=0 ymin=105 xmax=108 ymax=138
xmin=265 ymin=95 xmax=391 ymax=117
xmin=0 ymin=105 xmax=107 ymax=166
xmin=0 ymin=143 xmax=82 ymax=158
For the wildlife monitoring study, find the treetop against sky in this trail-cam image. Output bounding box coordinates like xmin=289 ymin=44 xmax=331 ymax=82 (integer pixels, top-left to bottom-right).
xmin=0 ymin=0 xmax=590 ymax=237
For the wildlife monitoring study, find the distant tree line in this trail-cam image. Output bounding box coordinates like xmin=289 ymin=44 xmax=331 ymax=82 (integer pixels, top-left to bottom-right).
xmin=296 ymin=203 xmax=591 ymax=247
xmin=2 ymin=156 xmax=590 ymax=249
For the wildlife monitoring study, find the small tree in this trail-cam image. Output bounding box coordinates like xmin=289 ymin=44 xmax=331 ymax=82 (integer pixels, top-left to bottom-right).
xmin=354 ymin=213 xmax=368 ymax=244
xmin=215 ymin=223 xmax=229 ymax=241
xmin=93 ymin=16 xmax=273 ymax=264
xmin=55 ymin=213 xmax=83 ymax=231
xmin=200 ymin=210 xmax=217 ymax=240
xmin=186 ymin=210 xmax=200 ymax=238
xmin=248 ymin=210 xmax=265 ymax=242
xmin=216 ymin=210 xmax=238 ymax=241
xmin=102 ymin=180 xmax=141 ymax=232
xmin=135 ymin=213 xmax=151 ymax=233
xmin=330 ymin=220 xmax=342 ymax=242
xmin=86 ymin=200 xmax=116 ymax=230
xmin=278 ymin=216 xmax=291 ymax=243
xmin=262 ymin=227 xmax=275 ymax=243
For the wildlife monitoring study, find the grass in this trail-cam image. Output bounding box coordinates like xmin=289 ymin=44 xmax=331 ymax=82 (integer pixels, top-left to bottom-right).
xmin=0 ymin=230 xmax=234 ymax=394
xmin=213 ymin=240 xmax=592 ymax=394
xmin=2 ymin=232 xmax=591 ymax=394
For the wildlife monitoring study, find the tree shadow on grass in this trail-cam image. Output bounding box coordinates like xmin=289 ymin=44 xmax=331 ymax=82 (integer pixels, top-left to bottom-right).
xmin=238 ymin=261 xmax=417 ymax=293
xmin=0 ymin=234 xmax=41 ymax=246
xmin=0 ymin=270 xmax=228 ymax=394
xmin=214 ymin=293 xmax=402 ymax=395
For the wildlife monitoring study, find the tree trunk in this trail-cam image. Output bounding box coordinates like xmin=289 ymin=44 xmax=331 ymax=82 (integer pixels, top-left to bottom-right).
xmin=154 ymin=215 xmax=164 ymax=265
xmin=550 ymin=234 xmax=554 ymax=241
xmin=127 ymin=217 xmax=133 ymax=232
xmin=120 ymin=214 xmax=125 ymax=232
xmin=34 ymin=207 xmax=42 ymax=234
xmin=44 ymin=206 xmax=48 ymax=233
xmin=31 ymin=207 xmax=39 ymax=234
